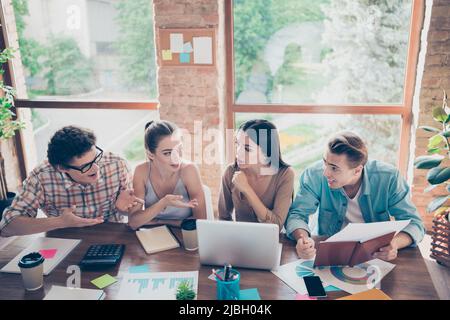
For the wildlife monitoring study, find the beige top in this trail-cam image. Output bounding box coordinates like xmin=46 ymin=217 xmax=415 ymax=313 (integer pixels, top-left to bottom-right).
xmin=218 ymin=164 xmax=295 ymax=230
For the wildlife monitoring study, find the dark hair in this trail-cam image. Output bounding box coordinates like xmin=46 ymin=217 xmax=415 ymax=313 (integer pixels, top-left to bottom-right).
xmin=327 ymin=131 xmax=368 ymax=168
xmin=144 ymin=120 xmax=178 ymax=153
xmin=235 ymin=119 xmax=289 ymax=169
xmin=47 ymin=126 xmax=96 ymax=167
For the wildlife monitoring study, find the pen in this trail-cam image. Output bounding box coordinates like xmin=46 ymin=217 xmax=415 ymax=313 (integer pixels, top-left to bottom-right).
xmin=224 ymin=263 xmax=232 ymax=281
xmin=212 ymin=269 xmax=224 ymax=281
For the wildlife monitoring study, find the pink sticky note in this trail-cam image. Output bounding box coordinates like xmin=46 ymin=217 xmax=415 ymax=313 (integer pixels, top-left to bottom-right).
xmin=39 ymin=249 xmax=57 ymax=259
xmin=295 ymin=293 xmax=317 ymax=300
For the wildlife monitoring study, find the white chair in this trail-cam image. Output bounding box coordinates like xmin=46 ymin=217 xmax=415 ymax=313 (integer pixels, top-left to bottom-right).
xmin=202 ymin=185 xmax=215 ymax=220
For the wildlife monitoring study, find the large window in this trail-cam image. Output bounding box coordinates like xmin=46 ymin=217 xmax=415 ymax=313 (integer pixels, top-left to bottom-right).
xmin=32 ymin=108 xmax=158 ymax=168
xmin=227 ymin=0 xmax=424 ymax=176
xmin=1 ymin=0 xmax=158 ymax=173
xmin=14 ymin=0 xmax=156 ymax=100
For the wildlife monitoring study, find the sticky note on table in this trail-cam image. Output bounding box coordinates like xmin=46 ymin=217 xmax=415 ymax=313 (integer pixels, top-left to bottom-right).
xmin=180 ymin=52 xmax=190 ymax=63
xmin=91 ymin=274 xmax=117 ymax=289
xmin=39 ymin=249 xmax=57 ymax=259
xmin=240 ymin=288 xmax=261 ymax=300
xmin=162 ymin=50 xmax=172 ymax=61
xmin=295 ymin=293 xmax=317 ymax=300
xmin=128 ymin=264 xmax=150 ymax=274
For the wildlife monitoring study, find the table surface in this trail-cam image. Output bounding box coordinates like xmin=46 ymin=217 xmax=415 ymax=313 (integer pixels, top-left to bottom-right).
xmin=0 ymin=223 xmax=439 ymax=300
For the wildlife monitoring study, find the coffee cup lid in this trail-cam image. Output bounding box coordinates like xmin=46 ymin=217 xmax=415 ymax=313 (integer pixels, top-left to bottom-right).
xmin=18 ymin=252 xmax=45 ymax=269
xmin=181 ymin=218 xmax=197 ymax=231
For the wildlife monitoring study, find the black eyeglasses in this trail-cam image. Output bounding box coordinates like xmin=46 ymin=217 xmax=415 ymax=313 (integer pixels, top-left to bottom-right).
xmin=64 ymin=146 xmax=103 ymax=173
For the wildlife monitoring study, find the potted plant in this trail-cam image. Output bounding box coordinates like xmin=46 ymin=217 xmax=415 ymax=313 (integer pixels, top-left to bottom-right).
xmin=176 ymin=280 xmax=196 ymax=300
xmin=414 ymin=89 xmax=450 ymax=267
xmin=0 ymin=47 xmax=25 ymax=219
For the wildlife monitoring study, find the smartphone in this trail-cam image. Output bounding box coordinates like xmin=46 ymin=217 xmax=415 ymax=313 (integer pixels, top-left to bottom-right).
xmin=303 ymin=276 xmax=327 ymax=297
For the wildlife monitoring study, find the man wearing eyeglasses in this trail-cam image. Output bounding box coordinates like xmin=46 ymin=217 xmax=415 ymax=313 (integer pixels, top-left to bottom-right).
xmin=0 ymin=126 xmax=142 ymax=236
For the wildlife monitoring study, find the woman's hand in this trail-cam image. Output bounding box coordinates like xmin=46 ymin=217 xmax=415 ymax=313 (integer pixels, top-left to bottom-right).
xmin=162 ymin=194 xmax=198 ymax=209
xmin=232 ymin=171 xmax=251 ymax=194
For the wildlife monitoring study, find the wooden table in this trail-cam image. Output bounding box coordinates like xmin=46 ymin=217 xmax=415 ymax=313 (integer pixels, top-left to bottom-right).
xmin=0 ymin=223 xmax=439 ymax=300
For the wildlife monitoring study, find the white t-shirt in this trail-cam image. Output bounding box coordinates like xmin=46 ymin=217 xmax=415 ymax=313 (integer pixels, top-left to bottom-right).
xmin=341 ymin=185 xmax=364 ymax=229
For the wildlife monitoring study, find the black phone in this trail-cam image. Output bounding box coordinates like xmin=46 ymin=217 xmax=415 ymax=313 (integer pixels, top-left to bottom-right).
xmin=303 ymin=276 xmax=327 ymax=297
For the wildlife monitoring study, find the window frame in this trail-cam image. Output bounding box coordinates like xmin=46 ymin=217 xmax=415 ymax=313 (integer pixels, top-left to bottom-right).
xmin=225 ymin=0 xmax=425 ymax=176
xmin=0 ymin=1 xmax=158 ymax=179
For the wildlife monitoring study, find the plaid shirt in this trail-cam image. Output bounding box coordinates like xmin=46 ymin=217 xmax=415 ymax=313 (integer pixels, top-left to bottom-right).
xmin=0 ymin=152 xmax=132 ymax=231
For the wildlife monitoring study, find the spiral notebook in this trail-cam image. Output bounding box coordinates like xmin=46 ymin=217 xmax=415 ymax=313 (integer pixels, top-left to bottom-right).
xmin=136 ymin=225 xmax=180 ymax=254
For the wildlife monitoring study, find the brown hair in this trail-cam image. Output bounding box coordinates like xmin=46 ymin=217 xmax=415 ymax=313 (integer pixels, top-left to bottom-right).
xmin=144 ymin=120 xmax=178 ymax=153
xmin=327 ymin=131 xmax=368 ymax=168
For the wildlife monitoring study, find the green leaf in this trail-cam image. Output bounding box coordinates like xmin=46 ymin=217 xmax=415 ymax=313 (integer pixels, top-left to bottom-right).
xmin=433 ymin=106 xmax=448 ymax=123
xmin=427 ymin=147 xmax=442 ymax=154
xmin=426 ymin=196 xmax=449 ymax=213
xmin=442 ymin=131 xmax=450 ymax=137
xmin=414 ymin=155 xmax=445 ymax=169
xmin=427 ymin=166 xmax=450 ymax=184
xmin=419 ymin=126 xmax=441 ymax=133
xmin=445 ymin=114 xmax=450 ymax=124
xmin=428 ymin=134 xmax=446 ymax=149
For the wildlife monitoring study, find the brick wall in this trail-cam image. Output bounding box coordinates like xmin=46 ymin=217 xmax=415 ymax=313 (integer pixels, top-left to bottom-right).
xmin=153 ymin=0 xmax=225 ymax=215
xmin=412 ymin=0 xmax=450 ymax=230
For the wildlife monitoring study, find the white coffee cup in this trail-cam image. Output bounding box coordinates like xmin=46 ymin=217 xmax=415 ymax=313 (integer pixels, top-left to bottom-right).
xmin=18 ymin=252 xmax=45 ymax=291
xmin=181 ymin=219 xmax=198 ymax=251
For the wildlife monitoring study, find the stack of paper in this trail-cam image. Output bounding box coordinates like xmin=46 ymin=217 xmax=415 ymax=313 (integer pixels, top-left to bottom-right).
xmin=44 ymin=285 xmax=105 ymax=300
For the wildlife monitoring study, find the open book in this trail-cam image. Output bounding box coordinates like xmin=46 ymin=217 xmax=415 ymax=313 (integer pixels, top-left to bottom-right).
xmin=314 ymin=220 xmax=410 ymax=267
xmin=136 ymin=225 xmax=180 ymax=254
xmin=44 ymin=285 xmax=105 ymax=300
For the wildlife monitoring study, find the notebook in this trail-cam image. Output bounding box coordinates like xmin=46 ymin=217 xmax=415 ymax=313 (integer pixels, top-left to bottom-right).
xmin=314 ymin=220 xmax=410 ymax=267
xmin=44 ymin=285 xmax=105 ymax=300
xmin=0 ymin=237 xmax=81 ymax=275
xmin=136 ymin=225 xmax=180 ymax=254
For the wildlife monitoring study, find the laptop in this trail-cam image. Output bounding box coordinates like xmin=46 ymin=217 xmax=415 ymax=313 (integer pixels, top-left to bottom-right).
xmin=197 ymin=220 xmax=282 ymax=271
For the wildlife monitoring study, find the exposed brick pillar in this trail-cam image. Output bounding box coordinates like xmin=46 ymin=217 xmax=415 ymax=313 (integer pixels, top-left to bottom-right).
xmin=153 ymin=0 xmax=225 ymax=215
xmin=412 ymin=0 xmax=450 ymax=230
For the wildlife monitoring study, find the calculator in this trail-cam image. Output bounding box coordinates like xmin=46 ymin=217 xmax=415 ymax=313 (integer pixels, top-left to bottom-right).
xmin=79 ymin=244 xmax=125 ymax=270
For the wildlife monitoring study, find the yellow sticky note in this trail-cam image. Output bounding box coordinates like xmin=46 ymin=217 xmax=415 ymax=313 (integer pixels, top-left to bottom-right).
xmin=162 ymin=50 xmax=172 ymax=61
xmin=91 ymin=274 xmax=117 ymax=289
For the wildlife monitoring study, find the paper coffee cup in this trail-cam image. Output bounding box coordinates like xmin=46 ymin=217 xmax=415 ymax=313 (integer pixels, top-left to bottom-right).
xmin=181 ymin=219 xmax=198 ymax=251
xmin=18 ymin=252 xmax=45 ymax=291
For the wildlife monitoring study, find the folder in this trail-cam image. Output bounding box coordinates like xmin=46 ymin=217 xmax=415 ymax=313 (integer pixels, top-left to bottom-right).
xmin=337 ymin=288 xmax=392 ymax=300
xmin=314 ymin=231 xmax=396 ymax=267
xmin=136 ymin=225 xmax=180 ymax=254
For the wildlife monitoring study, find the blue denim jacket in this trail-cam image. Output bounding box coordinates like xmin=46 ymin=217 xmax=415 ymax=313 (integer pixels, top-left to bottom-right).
xmin=285 ymin=160 xmax=425 ymax=246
